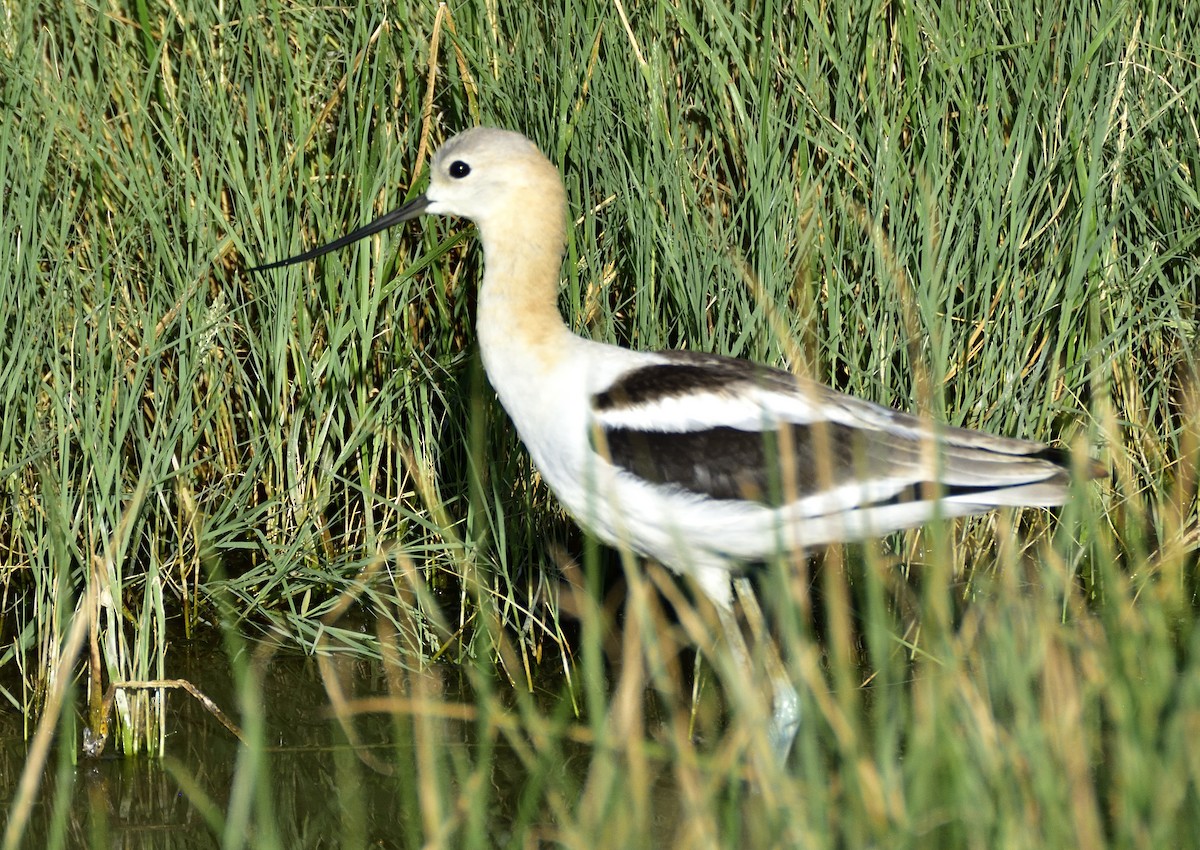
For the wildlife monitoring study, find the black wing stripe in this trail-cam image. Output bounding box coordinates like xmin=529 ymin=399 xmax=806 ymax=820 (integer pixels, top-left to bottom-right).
xmin=593 ymin=361 xmax=757 ymax=412
xmin=599 ymin=421 xmax=895 ymax=506
xmin=597 ymin=421 xmax=1068 ymax=509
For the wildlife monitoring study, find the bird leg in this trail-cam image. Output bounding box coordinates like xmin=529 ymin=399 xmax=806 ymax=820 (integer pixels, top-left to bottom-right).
xmin=714 ymin=576 xmax=800 ymax=762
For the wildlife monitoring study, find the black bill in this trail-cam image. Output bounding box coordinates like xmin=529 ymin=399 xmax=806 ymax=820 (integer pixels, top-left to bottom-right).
xmin=249 ymin=193 xmax=432 ymax=272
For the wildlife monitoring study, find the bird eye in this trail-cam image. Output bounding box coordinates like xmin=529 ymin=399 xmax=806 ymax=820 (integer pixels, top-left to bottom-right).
xmin=448 ymin=160 xmax=471 ymax=179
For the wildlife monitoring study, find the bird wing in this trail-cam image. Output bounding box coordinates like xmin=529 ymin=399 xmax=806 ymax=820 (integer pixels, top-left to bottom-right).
xmin=589 ymin=350 xmax=1077 ymax=514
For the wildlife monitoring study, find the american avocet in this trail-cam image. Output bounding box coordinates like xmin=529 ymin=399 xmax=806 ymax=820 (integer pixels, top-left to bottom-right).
xmin=253 ymin=127 xmax=1098 ymax=760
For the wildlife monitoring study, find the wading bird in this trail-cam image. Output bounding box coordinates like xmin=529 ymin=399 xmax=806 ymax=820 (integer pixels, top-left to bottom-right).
xmin=253 ymin=127 xmax=1098 ymax=760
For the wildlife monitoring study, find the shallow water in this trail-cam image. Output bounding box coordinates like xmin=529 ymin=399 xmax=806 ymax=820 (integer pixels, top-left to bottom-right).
xmin=0 ymin=639 xmax=500 ymax=848
xmin=0 ymin=632 xmax=695 ymax=848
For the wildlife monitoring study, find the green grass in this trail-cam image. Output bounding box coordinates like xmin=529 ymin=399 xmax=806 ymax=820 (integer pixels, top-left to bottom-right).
xmin=1 ymin=0 xmax=1198 ymax=846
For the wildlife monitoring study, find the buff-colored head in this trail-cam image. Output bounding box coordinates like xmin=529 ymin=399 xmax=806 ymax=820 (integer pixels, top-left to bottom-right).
xmin=424 ymin=128 xmax=562 ymax=223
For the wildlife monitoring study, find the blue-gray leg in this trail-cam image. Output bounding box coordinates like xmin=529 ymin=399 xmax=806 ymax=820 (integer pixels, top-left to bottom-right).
xmin=715 ymin=577 xmax=800 ymax=763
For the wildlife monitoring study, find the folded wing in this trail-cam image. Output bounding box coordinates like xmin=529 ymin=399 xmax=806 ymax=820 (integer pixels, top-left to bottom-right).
xmin=591 ymin=350 xmax=1088 ymax=522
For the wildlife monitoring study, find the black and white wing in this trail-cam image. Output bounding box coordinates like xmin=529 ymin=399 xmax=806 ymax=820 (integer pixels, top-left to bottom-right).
xmin=590 ymin=350 xmax=1086 ymax=522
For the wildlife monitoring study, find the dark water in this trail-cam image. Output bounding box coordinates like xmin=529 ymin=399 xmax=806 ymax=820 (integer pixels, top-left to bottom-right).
xmin=0 ymin=632 xmax=697 ymax=849
xmin=0 ymin=639 xmax=538 ymax=848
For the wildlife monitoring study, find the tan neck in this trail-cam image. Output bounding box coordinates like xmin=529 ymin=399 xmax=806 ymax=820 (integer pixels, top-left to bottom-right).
xmin=474 ymin=190 xmax=573 ymax=367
